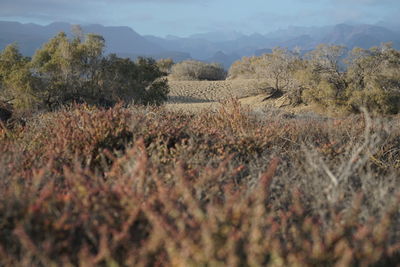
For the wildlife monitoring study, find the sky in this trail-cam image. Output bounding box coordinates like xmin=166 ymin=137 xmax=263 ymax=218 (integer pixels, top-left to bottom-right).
xmin=0 ymin=0 xmax=399 ymax=36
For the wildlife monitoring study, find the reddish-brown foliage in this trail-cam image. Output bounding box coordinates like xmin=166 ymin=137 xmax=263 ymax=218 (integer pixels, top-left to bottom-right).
xmin=0 ymin=102 xmax=399 ymax=266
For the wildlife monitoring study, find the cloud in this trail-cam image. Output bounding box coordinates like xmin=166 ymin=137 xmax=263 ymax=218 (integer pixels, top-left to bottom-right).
xmin=0 ymin=0 xmax=202 ymax=18
xmin=0 ymin=0 xmax=396 ymax=36
xmin=304 ymin=0 xmax=398 ymax=5
xmin=0 ymin=0 xmax=87 ymax=17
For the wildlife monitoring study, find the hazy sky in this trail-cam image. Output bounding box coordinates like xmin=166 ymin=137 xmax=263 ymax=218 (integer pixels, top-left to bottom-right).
xmin=0 ymin=0 xmax=398 ymax=36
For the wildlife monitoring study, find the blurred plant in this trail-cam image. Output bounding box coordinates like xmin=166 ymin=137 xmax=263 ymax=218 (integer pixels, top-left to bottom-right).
xmin=0 ymin=102 xmax=399 ymax=266
xmin=170 ymin=60 xmax=227 ymax=81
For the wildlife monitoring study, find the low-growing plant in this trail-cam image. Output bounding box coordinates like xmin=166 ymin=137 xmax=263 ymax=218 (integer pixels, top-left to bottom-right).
xmin=170 ymin=60 xmax=227 ymax=81
xmin=0 ymin=102 xmax=399 ymax=266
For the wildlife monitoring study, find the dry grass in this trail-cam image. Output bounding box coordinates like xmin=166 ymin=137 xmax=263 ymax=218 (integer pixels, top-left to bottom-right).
xmin=0 ymin=101 xmax=399 ymax=266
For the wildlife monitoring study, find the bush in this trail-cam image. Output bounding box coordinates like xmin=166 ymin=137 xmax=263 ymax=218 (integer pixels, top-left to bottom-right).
xmin=100 ymin=55 xmax=169 ymax=106
xmin=228 ymin=49 xmax=306 ymax=104
xmin=345 ymin=45 xmax=400 ymax=114
xmin=157 ymin=58 xmax=174 ymax=75
xmin=0 ymin=44 xmax=39 ymax=110
xmin=228 ymin=56 xmax=256 ymax=79
xmin=0 ymin=100 xmax=12 ymax=122
xmin=0 ymin=103 xmax=399 ymax=265
xmin=0 ymin=32 xmax=169 ymax=111
xmin=228 ymin=44 xmax=400 ymax=114
xmin=170 ymin=60 xmax=227 ymax=81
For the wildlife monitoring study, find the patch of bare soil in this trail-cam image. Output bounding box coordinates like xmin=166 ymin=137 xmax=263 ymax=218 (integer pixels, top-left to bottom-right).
xmin=168 ymin=79 xmax=268 ymax=103
xmin=166 ymin=79 xmax=316 ymax=114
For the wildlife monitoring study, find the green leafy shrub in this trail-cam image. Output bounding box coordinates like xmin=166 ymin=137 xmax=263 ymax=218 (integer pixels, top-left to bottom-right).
xmin=170 ymin=60 xmax=227 ymax=81
xmin=0 ymin=32 xmax=169 ymax=111
xmin=100 ymin=55 xmax=169 ymax=106
xmin=0 ymin=44 xmax=39 ymax=110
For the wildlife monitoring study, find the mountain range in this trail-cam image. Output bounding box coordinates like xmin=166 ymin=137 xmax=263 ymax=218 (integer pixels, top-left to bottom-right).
xmin=1 ymin=21 xmax=399 ymax=69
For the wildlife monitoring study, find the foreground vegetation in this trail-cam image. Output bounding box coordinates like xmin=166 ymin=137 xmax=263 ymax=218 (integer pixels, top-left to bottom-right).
xmin=1 ymin=28 xmax=400 ymax=266
xmin=1 ymin=101 xmax=399 ymax=266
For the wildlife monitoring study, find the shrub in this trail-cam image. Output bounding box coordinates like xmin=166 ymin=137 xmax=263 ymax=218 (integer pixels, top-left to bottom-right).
xmin=157 ymin=58 xmax=175 ymax=75
xmin=100 ymin=55 xmax=169 ymax=106
xmin=0 ymin=44 xmax=39 ymax=110
xmin=228 ymin=49 xmax=306 ymax=103
xmin=227 ymin=56 xmax=256 ymax=79
xmin=0 ymin=103 xmax=399 ymax=265
xmin=228 ymin=44 xmax=400 ymax=114
xmin=170 ymin=60 xmax=227 ymax=81
xmin=345 ymin=44 xmax=400 ymax=114
xmin=0 ymin=32 xmax=169 ymax=111
xmin=299 ymin=45 xmax=348 ymax=109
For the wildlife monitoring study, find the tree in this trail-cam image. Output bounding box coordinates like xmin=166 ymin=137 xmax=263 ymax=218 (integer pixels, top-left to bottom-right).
xmin=157 ymin=58 xmax=174 ymax=75
xmin=0 ymin=30 xmax=169 ymax=111
xmin=345 ymin=43 xmax=400 ymax=113
xmin=301 ymin=44 xmax=348 ymax=108
xmin=0 ymin=44 xmax=38 ymax=109
xmin=228 ymin=48 xmax=305 ymax=103
xmin=30 ymin=32 xmax=106 ymax=108
xmin=255 ymin=48 xmax=300 ymax=93
xmin=100 ymin=55 xmax=169 ymax=105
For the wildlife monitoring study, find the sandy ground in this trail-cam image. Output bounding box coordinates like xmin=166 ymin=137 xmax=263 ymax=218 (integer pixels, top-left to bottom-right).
xmin=166 ymin=78 xmax=269 ymax=112
xmin=166 ymin=79 xmax=316 ymax=114
xmin=167 ymin=79 xmax=268 ymax=102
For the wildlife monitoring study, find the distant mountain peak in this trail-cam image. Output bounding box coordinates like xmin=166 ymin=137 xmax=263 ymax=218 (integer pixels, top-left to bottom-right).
xmin=189 ymin=30 xmax=245 ymax=42
xmin=0 ymin=20 xmax=399 ymax=69
xmin=47 ymin=21 xmax=71 ymax=28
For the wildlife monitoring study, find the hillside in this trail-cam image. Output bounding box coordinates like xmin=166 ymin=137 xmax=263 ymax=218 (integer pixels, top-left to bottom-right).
xmin=1 ymin=21 xmax=400 ymax=68
xmin=0 ymin=21 xmax=190 ymax=62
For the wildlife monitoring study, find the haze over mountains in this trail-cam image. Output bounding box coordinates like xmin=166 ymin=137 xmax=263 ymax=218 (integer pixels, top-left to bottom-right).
xmin=1 ymin=21 xmax=399 ymax=68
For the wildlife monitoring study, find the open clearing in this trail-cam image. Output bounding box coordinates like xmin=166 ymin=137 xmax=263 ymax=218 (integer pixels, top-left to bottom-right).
xmin=167 ymin=79 xmax=267 ymax=102
xmin=166 ymin=79 xmax=315 ymax=114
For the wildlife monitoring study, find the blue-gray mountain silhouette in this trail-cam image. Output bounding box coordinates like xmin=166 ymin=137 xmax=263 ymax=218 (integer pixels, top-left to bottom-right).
xmin=1 ymin=21 xmax=399 ymax=68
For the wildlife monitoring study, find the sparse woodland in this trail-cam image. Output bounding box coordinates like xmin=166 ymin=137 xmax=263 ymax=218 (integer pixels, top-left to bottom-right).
xmin=228 ymin=44 xmax=400 ymax=114
xmin=1 ymin=32 xmax=400 ymax=266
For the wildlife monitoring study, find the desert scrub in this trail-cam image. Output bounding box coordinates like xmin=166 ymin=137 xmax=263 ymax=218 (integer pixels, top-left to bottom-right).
xmin=170 ymin=60 xmax=226 ymax=81
xmin=0 ymin=102 xmax=399 ymax=266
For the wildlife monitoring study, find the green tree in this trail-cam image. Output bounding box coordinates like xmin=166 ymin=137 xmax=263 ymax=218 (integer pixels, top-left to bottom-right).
xmin=0 ymin=31 xmax=169 ymax=111
xmin=100 ymin=55 xmax=169 ymax=105
xmin=30 ymin=32 xmax=105 ymax=108
xmin=0 ymin=44 xmax=38 ymax=109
